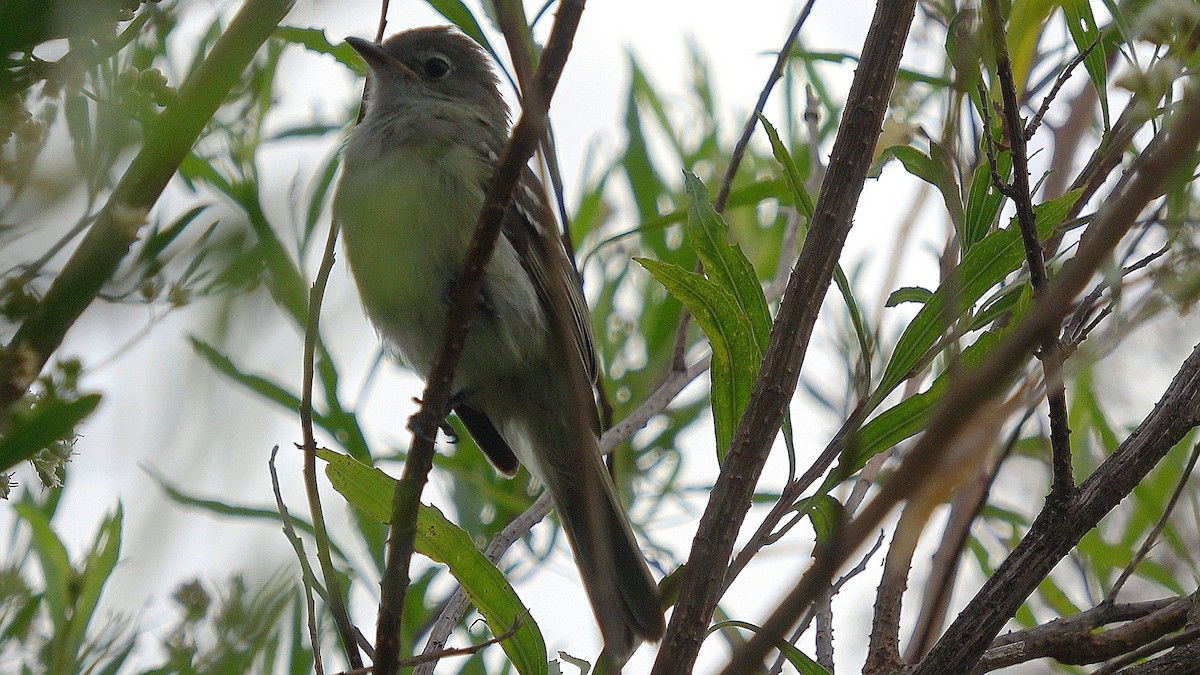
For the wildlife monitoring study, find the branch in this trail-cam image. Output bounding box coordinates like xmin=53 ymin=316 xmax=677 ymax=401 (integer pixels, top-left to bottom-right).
xmin=732 ymin=81 xmax=1200 ymax=675
xmin=370 ymin=4 xmax=586 ymax=674
xmin=983 ymin=0 xmax=1074 ymax=502
xmin=977 ymin=596 xmax=1193 ymax=671
xmin=651 ymin=2 xmax=921 ymax=672
xmin=0 ymin=0 xmax=296 ymax=416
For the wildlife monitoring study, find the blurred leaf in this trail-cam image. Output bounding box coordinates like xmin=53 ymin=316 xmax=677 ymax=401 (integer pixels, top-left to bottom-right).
xmin=839 ymin=332 xmax=1000 ymax=480
xmin=189 ymin=338 xmax=371 ymax=461
xmin=13 ymin=500 xmax=72 ymax=629
xmin=622 ymin=57 xmax=672 ymax=222
xmin=1004 ymin=0 xmax=1058 ymax=93
xmin=275 ymin=26 xmax=364 ymax=73
xmin=13 ymin=501 xmax=122 ymax=673
xmin=0 ymin=394 xmax=102 ymax=473
xmin=888 ymin=144 xmax=964 ymax=232
xmin=1061 ymin=0 xmax=1109 ymax=128
xmin=303 ymin=148 xmax=341 ymax=249
xmin=317 ymin=449 xmax=548 ymax=675
xmin=65 ymin=507 xmax=123 ymax=669
xmin=1035 ymin=571 xmax=1082 ymax=619
xmin=947 ymin=9 xmax=985 ymax=92
xmin=137 ymin=204 xmax=211 ymax=271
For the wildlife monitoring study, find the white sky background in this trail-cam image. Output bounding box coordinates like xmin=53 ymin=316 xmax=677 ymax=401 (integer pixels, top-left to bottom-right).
xmin=5 ymin=0 xmax=1198 ymax=673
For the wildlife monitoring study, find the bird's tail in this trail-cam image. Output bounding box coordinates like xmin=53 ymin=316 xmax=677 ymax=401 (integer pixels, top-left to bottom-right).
xmin=513 ymin=388 xmax=665 ymax=666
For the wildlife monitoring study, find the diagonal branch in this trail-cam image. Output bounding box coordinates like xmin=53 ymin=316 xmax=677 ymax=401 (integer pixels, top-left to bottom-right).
xmin=732 ymin=81 xmax=1200 ymax=675
xmin=912 ymin=83 xmax=1200 ymax=674
xmin=650 ymin=1 xmax=920 ymax=672
xmin=977 ymin=596 xmax=1194 ymax=671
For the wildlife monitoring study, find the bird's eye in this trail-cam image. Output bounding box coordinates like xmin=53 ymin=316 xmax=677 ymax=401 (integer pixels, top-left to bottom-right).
xmin=423 ymin=56 xmax=451 ymax=79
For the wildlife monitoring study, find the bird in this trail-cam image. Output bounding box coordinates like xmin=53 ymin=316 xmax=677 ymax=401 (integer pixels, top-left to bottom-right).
xmin=333 ymin=25 xmax=665 ymax=664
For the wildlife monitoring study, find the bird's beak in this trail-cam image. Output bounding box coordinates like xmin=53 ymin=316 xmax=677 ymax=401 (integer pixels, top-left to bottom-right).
xmin=345 ymin=36 xmax=418 ymax=79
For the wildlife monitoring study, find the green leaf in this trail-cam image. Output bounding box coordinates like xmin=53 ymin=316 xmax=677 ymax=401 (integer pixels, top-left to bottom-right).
xmin=14 ymin=500 xmax=72 ymax=629
xmin=64 ymin=507 xmax=123 ymax=667
xmin=833 ymin=266 xmax=873 ymax=386
xmin=763 ymin=117 xmax=872 ymax=384
xmin=190 ymin=337 xmax=300 ymax=410
xmin=1061 ymin=0 xmax=1109 ymax=128
xmin=874 ymin=190 xmax=1080 ymax=401
xmin=708 ymin=621 xmax=830 ymax=675
xmin=682 ymin=172 xmax=772 ymax=353
xmin=759 ymin=115 xmax=815 ymax=219
xmin=637 ymin=257 xmax=757 ymax=459
xmin=963 ymin=149 xmax=1010 ymax=253
xmin=843 ymin=332 xmax=1001 ymax=478
xmin=317 ymin=449 xmax=548 ymax=675
xmin=426 ymin=0 xmax=493 ymax=57
xmin=889 ymin=144 xmax=964 ymax=231
xmin=274 ymin=26 xmax=364 ymax=73
xmin=886 ymin=286 xmax=933 ymax=307
xmin=138 ymin=204 xmax=210 ymax=268
xmin=189 ymin=338 xmax=371 ymax=462
xmin=1005 ymin=0 xmax=1059 ymax=92
xmin=14 ymin=502 xmax=121 ymax=673
xmin=0 ymin=394 xmax=102 ymax=472
xmin=632 ymin=173 xmax=772 ymax=460
xmin=806 ymin=495 xmax=844 ymax=546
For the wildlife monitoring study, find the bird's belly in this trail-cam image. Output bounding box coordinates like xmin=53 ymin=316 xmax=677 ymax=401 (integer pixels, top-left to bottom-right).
xmin=335 ymin=154 xmax=550 ymax=390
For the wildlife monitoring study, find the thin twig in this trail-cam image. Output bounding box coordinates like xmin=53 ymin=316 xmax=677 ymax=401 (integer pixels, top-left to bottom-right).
xmin=338 ymin=621 xmax=521 ymax=675
xmin=269 ymin=446 xmax=325 ymax=675
xmin=1091 ymin=624 xmax=1200 ymax=675
xmin=982 ymin=597 xmax=1195 ymax=672
xmin=371 ymin=6 xmax=585 ymax=673
xmin=300 ymin=199 xmax=361 ymax=667
xmin=1025 ymin=35 xmax=1101 ymax=141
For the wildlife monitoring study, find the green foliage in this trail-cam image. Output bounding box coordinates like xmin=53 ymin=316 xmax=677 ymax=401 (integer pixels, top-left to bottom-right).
xmin=319 ymin=448 xmax=548 ymax=674
xmin=637 ymin=173 xmax=771 ymax=460
xmin=3 ymin=0 xmax=1200 ymax=673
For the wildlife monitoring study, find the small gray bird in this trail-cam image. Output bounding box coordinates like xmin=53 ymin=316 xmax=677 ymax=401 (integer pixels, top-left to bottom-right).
xmin=333 ymin=26 xmax=665 ymax=663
